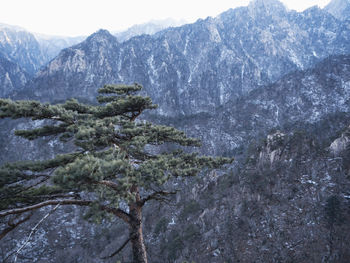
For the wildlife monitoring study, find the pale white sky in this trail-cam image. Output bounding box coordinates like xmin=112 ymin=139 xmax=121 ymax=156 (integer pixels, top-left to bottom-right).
xmin=0 ymin=0 xmax=331 ymax=37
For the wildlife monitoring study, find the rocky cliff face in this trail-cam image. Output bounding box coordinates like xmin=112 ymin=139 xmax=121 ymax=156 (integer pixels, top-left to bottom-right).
xmin=6 ymin=53 xmax=350 ymax=163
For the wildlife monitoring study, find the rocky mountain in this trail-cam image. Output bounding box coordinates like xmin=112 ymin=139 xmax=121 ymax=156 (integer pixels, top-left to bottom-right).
xmin=114 ymin=18 xmax=187 ymax=42
xmin=325 ymin=0 xmax=350 ymax=20
xmin=180 ymin=54 xmax=350 ymax=156
xmin=1 ymin=116 xmax=349 ymax=263
xmin=0 ymin=24 xmax=86 ymax=100
xmin=0 ymin=24 xmax=46 ymax=76
xmin=0 ymin=24 xmax=86 ymax=77
xmin=0 ymin=55 xmax=29 ymax=97
xmin=2 ymin=51 xmax=350 ymax=263
xmin=34 ymin=34 xmax=86 ymax=64
xmin=142 ymin=127 xmax=350 ymax=263
xmin=23 ymin=0 xmax=350 ymax=117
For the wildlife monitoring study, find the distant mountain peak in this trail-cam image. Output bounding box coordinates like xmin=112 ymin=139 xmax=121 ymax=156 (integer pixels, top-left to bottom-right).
xmin=248 ymin=0 xmax=287 ymax=16
xmin=248 ymin=0 xmax=286 ymax=9
xmin=89 ymin=29 xmax=114 ymax=38
xmin=325 ymin=0 xmax=350 ymax=20
xmin=84 ymin=29 xmax=117 ymax=45
xmin=0 ymin=23 xmax=27 ymax=32
xmin=114 ymin=18 xmax=187 ymax=42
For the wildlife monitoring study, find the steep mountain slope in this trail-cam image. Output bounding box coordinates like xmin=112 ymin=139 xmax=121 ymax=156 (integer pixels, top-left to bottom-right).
xmin=325 ymin=0 xmax=350 ymax=20
xmin=143 ymin=127 xmax=350 ymax=263
xmin=0 ymin=24 xmax=46 ymax=75
xmin=152 ymin=55 xmax=350 ymax=156
xmin=0 ymin=24 xmax=86 ymax=79
xmin=1 ymin=120 xmax=349 ymax=263
xmin=21 ymin=30 xmax=121 ymax=102
xmin=3 ymin=53 xmax=350 ymax=169
xmin=0 ymin=24 xmax=86 ymax=98
xmin=24 ymin=0 xmax=350 ymax=117
xmin=2 ymin=0 xmax=350 ymax=169
xmin=0 ymin=55 xmax=29 ymax=97
xmin=34 ymin=34 xmax=86 ymax=63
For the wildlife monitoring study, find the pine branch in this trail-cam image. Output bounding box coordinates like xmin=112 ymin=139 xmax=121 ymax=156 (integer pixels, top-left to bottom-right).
xmin=98 ymin=180 xmax=120 ymax=191
xmin=13 ymin=175 xmax=50 ymax=194
xmin=130 ymin=110 xmax=142 ymax=121
xmin=2 ymin=152 xmax=81 ymax=173
xmin=0 ymin=171 xmax=49 ymax=189
xmin=0 ymin=199 xmax=131 ymax=224
xmin=0 ymin=199 xmax=91 ymax=217
xmin=98 ymin=83 xmax=142 ymax=95
xmin=0 ymin=99 xmax=75 ymax=124
xmin=99 ymin=205 xmax=131 ymax=224
xmin=139 ymin=190 xmax=177 ymax=206
xmin=14 ymin=124 xmax=69 ymax=140
xmin=23 ymin=193 xmax=79 ymax=200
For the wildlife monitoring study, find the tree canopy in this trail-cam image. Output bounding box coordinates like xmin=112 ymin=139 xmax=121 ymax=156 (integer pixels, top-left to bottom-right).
xmin=0 ymin=83 xmax=233 ymax=262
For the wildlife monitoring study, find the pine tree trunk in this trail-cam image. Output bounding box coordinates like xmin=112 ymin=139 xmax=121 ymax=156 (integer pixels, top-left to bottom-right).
xmin=129 ymin=187 xmax=148 ymax=263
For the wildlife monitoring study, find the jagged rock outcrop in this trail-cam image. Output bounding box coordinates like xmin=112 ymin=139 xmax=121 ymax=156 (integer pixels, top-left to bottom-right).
xmin=0 ymin=24 xmax=85 ymax=97
xmin=23 ymin=29 xmax=120 ymax=103
xmin=329 ymin=125 xmax=350 ymax=156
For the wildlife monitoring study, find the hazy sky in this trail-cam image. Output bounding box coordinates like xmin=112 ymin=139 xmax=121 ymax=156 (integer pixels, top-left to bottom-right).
xmin=0 ymin=0 xmax=331 ymax=37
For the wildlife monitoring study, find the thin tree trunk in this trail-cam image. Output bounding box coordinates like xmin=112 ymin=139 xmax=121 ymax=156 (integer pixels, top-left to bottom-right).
xmin=129 ymin=186 xmax=148 ymax=263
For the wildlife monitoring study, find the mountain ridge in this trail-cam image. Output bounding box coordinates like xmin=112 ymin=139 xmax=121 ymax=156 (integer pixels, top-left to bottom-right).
xmin=325 ymin=0 xmax=350 ymax=20
xmin=18 ymin=2 xmax=350 ymax=117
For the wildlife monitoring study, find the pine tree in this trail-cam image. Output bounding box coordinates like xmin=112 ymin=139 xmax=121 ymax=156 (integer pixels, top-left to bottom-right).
xmin=0 ymin=83 xmax=233 ymax=263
